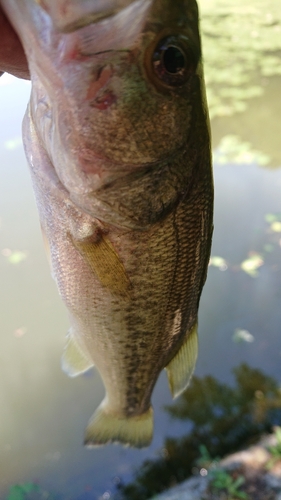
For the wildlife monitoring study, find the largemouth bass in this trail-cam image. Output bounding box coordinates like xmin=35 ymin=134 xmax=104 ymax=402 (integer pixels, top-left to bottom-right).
xmin=1 ymin=0 xmax=213 ymax=447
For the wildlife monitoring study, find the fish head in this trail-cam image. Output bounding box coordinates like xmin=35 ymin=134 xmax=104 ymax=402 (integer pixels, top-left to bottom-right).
xmin=28 ymin=0 xmax=209 ymax=226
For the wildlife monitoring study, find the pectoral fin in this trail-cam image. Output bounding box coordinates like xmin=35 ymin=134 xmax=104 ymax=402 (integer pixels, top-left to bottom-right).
xmin=165 ymin=322 xmax=198 ymax=398
xmin=71 ymin=232 xmax=131 ymax=298
xmin=61 ymin=329 xmax=94 ymax=377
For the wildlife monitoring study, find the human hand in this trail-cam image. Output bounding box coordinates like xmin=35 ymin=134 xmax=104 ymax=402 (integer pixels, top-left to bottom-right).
xmin=0 ymin=6 xmax=30 ymax=79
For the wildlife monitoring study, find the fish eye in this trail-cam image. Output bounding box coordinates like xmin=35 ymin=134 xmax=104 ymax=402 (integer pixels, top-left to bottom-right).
xmin=146 ymin=35 xmax=199 ymax=89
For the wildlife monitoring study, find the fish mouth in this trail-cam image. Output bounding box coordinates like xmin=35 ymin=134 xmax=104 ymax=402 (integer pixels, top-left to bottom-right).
xmin=36 ymin=0 xmax=152 ymax=33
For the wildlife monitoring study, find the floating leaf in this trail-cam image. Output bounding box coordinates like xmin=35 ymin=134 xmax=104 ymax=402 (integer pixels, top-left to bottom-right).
xmin=271 ymin=221 xmax=281 ymax=233
xmin=263 ymin=244 xmax=274 ymax=253
xmin=265 ymin=213 xmax=280 ymax=223
xmin=240 ymin=253 xmax=264 ymax=277
xmin=1 ymin=248 xmax=28 ymax=264
xmin=200 ymin=0 xmax=281 ymax=120
xmin=209 ymin=256 xmax=228 ymax=270
xmin=233 ymin=329 xmax=255 ymax=343
xmin=7 ymin=251 xmax=27 ymax=265
xmin=213 ymin=135 xmax=271 ymax=166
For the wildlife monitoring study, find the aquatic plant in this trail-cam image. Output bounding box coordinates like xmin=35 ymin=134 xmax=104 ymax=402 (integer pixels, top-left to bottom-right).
xmin=6 ymin=482 xmax=55 ymax=500
xmin=195 ymin=444 xmax=220 ymax=469
xmin=7 ymin=483 xmax=39 ymax=500
xmin=209 ymin=468 xmax=249 ymax=500
xmin=266 ymin=426 xmax=281 ymax=469
xmin=116 ymin=364 xmax=281 ymax=500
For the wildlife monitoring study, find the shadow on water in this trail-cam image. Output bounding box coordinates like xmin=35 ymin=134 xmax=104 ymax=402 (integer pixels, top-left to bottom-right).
xmin=116 ymin=364 xmax=281 ymax=500
xmin=5 ymin=363 xmax=281 ymax=500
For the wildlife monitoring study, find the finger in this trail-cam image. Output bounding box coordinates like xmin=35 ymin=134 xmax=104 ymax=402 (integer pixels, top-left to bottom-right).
xmin=0 ymin=7 xmax=30 ymax=79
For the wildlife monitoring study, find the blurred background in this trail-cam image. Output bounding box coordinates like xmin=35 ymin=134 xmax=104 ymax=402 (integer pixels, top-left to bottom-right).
xmin=0 ymin=0 xmax=281 ymax=498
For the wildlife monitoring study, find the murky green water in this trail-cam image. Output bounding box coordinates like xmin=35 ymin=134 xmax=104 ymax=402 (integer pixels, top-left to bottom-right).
xmin=0 ymin=2 xmax=281 ymax=499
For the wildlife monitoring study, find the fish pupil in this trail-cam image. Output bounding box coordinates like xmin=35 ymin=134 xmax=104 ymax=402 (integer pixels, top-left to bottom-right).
xmin=162 ymin=46 xmax=185 ymax=75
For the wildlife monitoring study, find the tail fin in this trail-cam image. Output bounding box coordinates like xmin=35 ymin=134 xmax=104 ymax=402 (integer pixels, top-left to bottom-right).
xmin=84 ymin=400 xmax=153 ymax=448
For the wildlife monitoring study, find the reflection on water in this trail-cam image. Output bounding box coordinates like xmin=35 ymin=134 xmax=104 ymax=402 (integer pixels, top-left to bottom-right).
xmin=200 ymin=0 xmax=281 ymax=120
xmin=0 ymin=0 xmax=281 ymax=498
xmin=117 ymin=364 xmax=281 ymax=500
xmin=199 ymin=0 xmax=281 ymax=166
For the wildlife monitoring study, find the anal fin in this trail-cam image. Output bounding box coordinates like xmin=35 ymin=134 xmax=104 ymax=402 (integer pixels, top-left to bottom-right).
xmin=165 ymin=322 xmax=198 ymax=398
xmin=61 ymin=329 xmax=94 ymax=377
